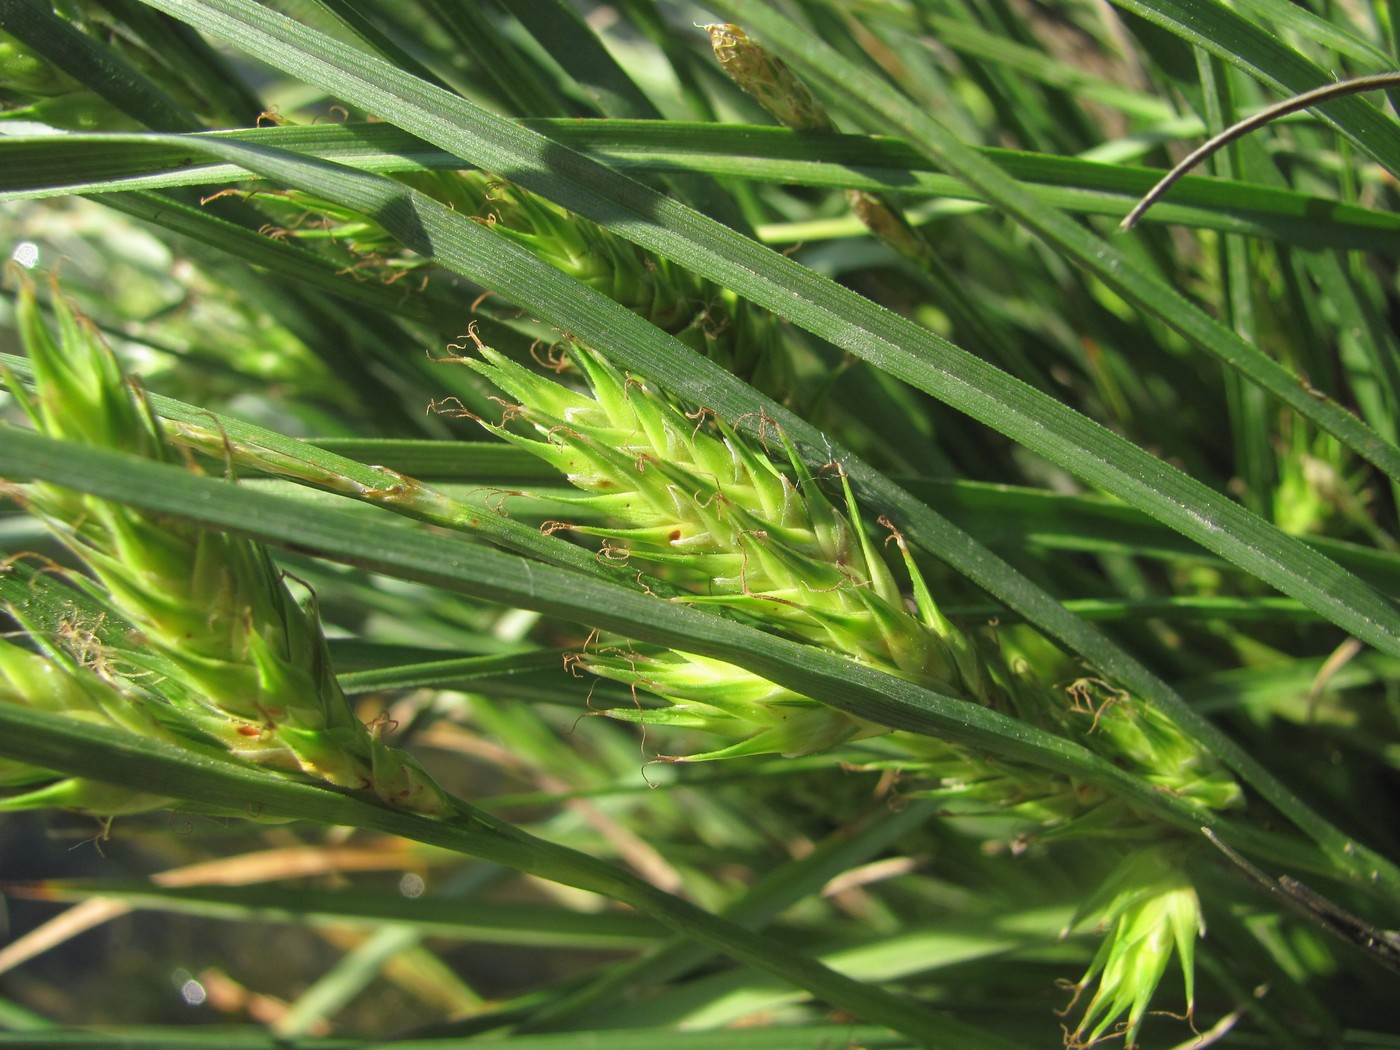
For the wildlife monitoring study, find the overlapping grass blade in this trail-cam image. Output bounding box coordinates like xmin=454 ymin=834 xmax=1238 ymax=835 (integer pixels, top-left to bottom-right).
xmin=705 ymin=3 xmax=1400 ymax=481
xmin=17 ymin=883 xmax=664 ymax=947
xmin=5 ymin=89 xmax=1392 ymax=872
xmin=0 ymin=1026 xmax=907 ymax=1050
xmin=7 ymin=123 xmax=1400 ymax=252
xmin=0 ymin=0 xmax=201 ymax=130
xmin=0 ymin=680 xmax=1013 ymax=1048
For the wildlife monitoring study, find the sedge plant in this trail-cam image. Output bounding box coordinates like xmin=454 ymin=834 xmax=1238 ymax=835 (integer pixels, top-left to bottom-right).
xmin=3 ymin=1 xmax=1400 ymax=1048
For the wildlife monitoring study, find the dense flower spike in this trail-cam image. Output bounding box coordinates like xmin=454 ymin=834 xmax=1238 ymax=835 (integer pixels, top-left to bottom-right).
xmin=1060 ymin=847 xmax=1203 ymax=1048
xmin=3 ymin=278 xmax=448 ymax=816
xmin=463 ymin=340 xmax=967 ymax=684
xmin=462 ymin=338 xmax=1240 ymax=804
xmin=459 ymin=336 xmax=1242 ymax=1044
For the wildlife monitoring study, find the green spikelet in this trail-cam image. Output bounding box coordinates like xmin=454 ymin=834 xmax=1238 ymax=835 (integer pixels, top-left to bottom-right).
xmin=1060 ymin=846 xmax=1203 ymax=1048
xmin=462 ymin=338 xmax=966 ymax=691
xmin=5 ymin=277 xmax=448 ymax=815
xmin=0 ymin=634 xmax=183 ymax=815
xmin=458 ymin=336 xmax=1242 ymax=1043
xmin=577 ymin=643 xmax=879 ymax=760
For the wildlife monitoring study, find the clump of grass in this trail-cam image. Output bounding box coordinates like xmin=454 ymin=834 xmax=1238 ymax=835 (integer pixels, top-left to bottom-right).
xmin=3 ymin=1 xmax=1398 ymax=1045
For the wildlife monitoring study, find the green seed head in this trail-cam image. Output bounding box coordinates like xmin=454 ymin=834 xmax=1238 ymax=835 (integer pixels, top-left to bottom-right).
xmin=1063 ymin=845 xmax=1203 ymax=1048
xmin=465 ymin=340 xmax=962 ymax=691
xmin=1061 ymin=678 xmax=1243 ymax=814
xmin=7 ymin=278 xmax=448 ymax=816
xmin=462 ymin=336 xmax=1241 ymax=839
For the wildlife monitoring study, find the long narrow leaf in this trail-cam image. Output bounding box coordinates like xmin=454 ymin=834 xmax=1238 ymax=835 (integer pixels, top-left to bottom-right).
xmin=6 ymin=123 xmax=1400 ymax=252
xmin=0 ymin=426 xmax=1385 ymax=899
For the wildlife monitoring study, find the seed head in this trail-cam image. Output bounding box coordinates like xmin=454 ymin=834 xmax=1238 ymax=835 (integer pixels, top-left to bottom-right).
xmin=6 ymin=277 xmax=448 ymax=815
xmin=1061 ymin=846 xmax=1203 ymax=1048
xmin=707 ymin=24 xmax=837 ymax=132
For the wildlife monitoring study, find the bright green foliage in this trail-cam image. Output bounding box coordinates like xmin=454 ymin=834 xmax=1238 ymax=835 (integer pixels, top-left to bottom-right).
xmin=1 ymin=0 xmax=1397 ymax=1045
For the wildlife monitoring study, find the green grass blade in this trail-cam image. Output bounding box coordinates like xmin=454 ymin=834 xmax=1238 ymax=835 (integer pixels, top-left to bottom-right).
xmin=707 ymin=2 xmax=1400 ymax=481
xmin=510 ymin=0 xmax=663 ymax=119
xmin=2 ymin=426 xmax=1388 ymax=900
xmin=9 ymin=124 xmax=1400 ymax=253
xmin=0 ymin=1027 xmax=906 ymax=1050
xmin=0 ymin=1 xmax=201 ymax=130
xmin=22 ymin=883 xmax=664 ymax=947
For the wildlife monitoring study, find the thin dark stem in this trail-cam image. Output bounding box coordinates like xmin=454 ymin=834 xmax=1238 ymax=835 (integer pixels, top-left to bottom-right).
xmin=1120 ymin=73 xmax=1400 ymax=231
